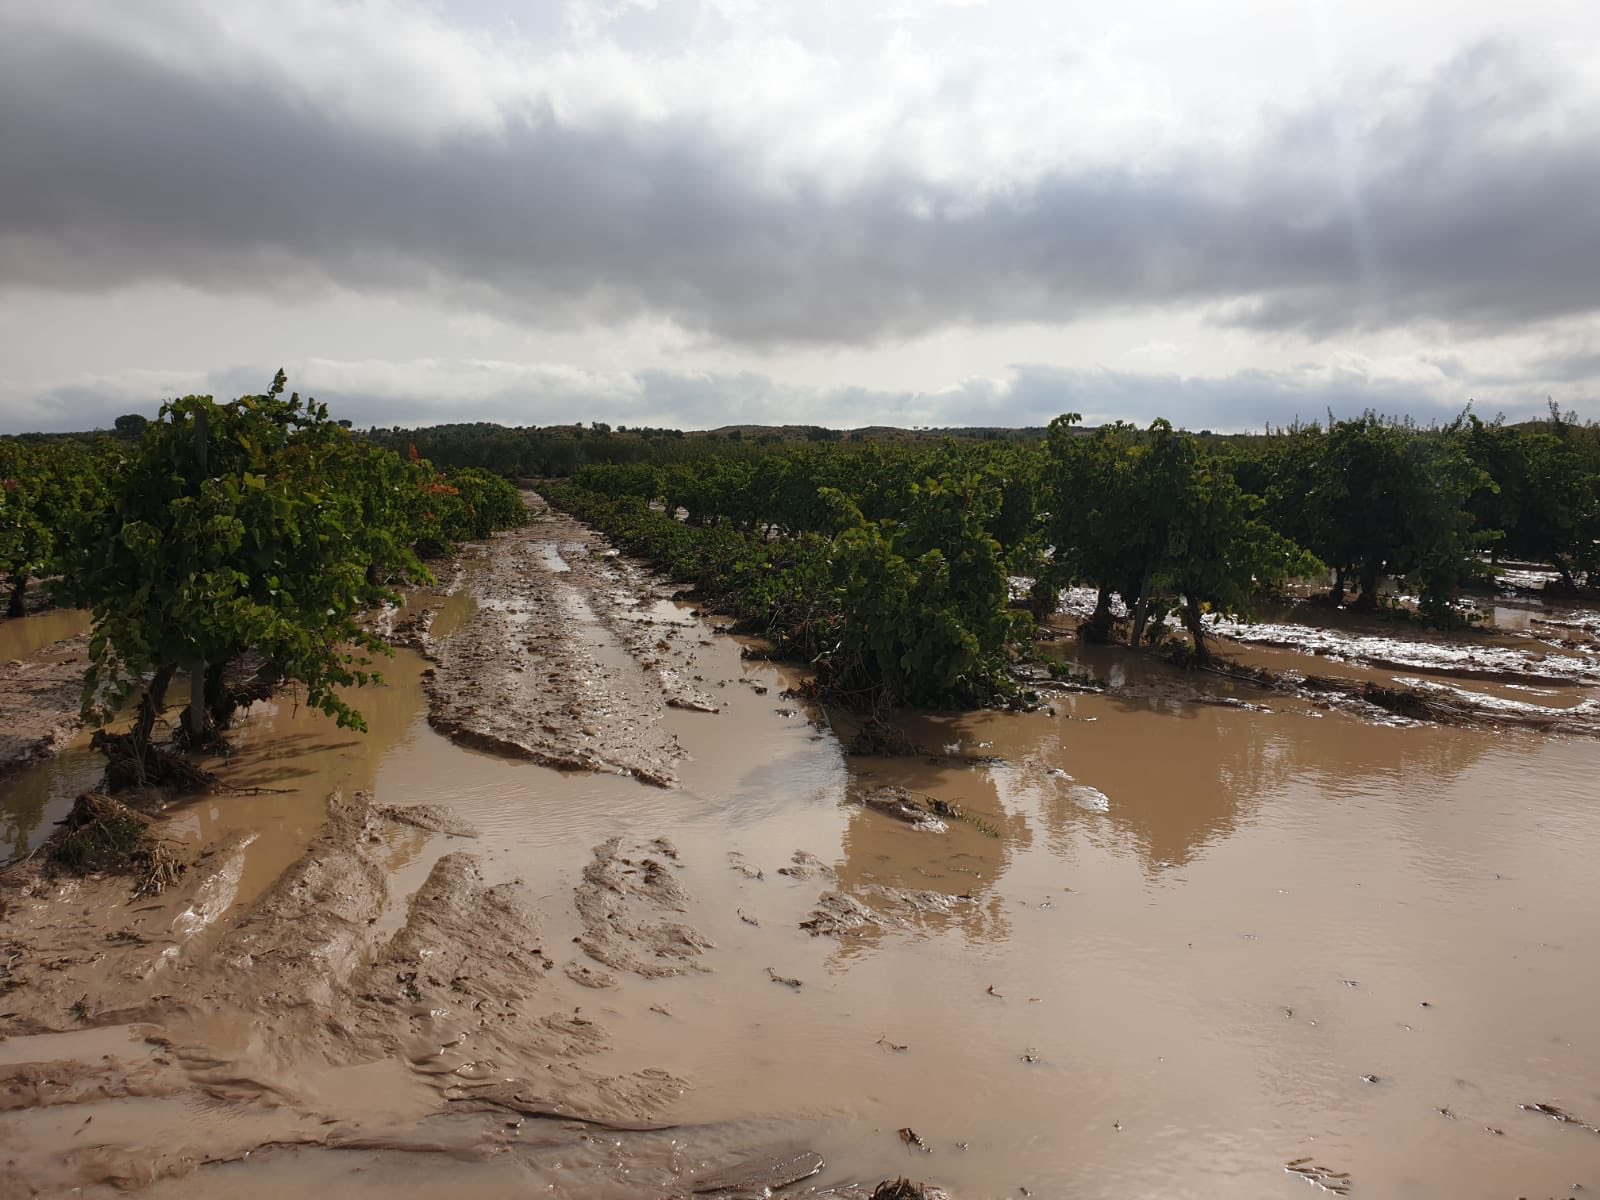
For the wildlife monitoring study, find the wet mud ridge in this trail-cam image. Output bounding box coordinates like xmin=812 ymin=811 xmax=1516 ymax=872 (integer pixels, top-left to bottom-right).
xmin=573 ymin=835 xmax=714 ymax=981
xmin=0 ymin=792 xmax=693 ymax=1193
xmin=422 ymin=492 xmax=718 ymax=786
xmin=0 ymin=791 xmax=921 ymax=1197
xmin=0 ymin=631 xmax=89 ymax=775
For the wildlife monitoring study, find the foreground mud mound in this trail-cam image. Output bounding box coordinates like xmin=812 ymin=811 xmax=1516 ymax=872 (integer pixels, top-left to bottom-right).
xmin=573 ymin=835 xmax=714 ymax=980
xmin=422 ymin=493 xmax=721 ymax=787
xmin=0 ymin=791 xmax=695 ymax=1194
xmin=0 ymin=789 xmax=932 ymax=1198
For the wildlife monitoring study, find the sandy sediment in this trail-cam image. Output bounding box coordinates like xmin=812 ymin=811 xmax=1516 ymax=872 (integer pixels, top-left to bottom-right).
xmin=0 ymin=791 xmax=701 ymax=1194
xmin=421 ymin=493 xmax=719 ymax=787
xmin=0 ymin=632 xmax=88 ymax=775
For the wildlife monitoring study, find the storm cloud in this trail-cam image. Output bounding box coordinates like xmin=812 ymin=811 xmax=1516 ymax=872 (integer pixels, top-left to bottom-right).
xmin=2 ymin=3 xmax=1597 ymax=345
xmin=0 ymin=0 xmax=1596 ymax=431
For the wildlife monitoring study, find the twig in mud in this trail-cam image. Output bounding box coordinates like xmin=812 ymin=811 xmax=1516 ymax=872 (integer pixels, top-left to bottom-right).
xmin=1519 ymin=1102 xmax=1600 ymax=1134
xmin=209 ymin=782 xmax=295 ymax=797
xmin=1284 ymin=1158 xmax=1352 ymax=1195
xmin=444 ymin=1087 xmax=677 ymax=1132
xmin=872 ymin=1179 xmax=931 ymax=1199
xmin=897 ymin=1127 xmax=931 ymax=1153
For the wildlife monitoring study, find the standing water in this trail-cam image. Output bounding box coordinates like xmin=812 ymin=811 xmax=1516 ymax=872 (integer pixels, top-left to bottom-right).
xmin=2 ymin=592 xmax=1598 ymax=1198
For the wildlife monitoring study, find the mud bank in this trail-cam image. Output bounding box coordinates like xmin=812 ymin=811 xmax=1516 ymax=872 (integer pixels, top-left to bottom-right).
xmin=0 ymin=782 xmax=922 ymax=1198
xmin=421 ymin=493 xmax=719 ymax=787
xmin=0 ymin=791 xmax=740 ymax=1195
xmin=1042 ymin=584 xmax=1600 ymax=737
xmin=0 ymin=611 xmax=91 ymax=776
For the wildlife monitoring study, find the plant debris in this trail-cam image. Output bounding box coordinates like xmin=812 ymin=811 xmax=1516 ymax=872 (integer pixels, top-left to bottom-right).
xmin=1285 ymin=1157 xmax=1352 ymax=1195
xmin=1519 ymin=1102 xmax=1600 ymax=1134
xmin=47 ymin=792 xmax=185 ymax=896
xmin=90 ymin=730 xmax=218 ymax=793
xmin=898 ymin=1127 xmax=931 ymax=1153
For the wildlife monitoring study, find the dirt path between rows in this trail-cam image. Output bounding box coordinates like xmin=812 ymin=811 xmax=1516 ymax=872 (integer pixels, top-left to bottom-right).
xmin=418 ymin=493 xmax=720 ymax=788
xmin=0 ymin=497 xmax=908 ymax=1198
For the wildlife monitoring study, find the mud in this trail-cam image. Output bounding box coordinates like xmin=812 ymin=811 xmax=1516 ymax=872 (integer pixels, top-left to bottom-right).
xmin=1042 ymin=583 xmax=1600 ymax=739
xmin=421 ymin=492 xmax=718 ymax=787
xmin=5 ymin=523 xmax=1600 ymax=1197
xmin=0 ymin=791 xmax=699 ymax=1195
xmin=0 ymin=612 xmax=91 ymax=776
xmin=573 ymin=836 xmax=715 ymax=978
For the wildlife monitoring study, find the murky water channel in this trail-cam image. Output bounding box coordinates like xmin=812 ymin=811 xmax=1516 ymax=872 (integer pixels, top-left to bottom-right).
xmin=3 ymin=594 xmax=1600 ymax=1198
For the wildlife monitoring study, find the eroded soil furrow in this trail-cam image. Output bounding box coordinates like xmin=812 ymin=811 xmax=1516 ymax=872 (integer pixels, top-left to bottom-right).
xmin=422 ymin=495 xmax=710 ymax=787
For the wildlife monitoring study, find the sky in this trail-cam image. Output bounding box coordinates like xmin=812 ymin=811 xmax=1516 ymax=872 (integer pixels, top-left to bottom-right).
xmin=1 ymin=0 xmax=1597 ymax=434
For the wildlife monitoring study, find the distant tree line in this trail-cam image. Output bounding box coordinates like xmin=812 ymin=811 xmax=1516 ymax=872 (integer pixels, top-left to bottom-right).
xmin=545 ymin=406 xmax=1599 ymax=707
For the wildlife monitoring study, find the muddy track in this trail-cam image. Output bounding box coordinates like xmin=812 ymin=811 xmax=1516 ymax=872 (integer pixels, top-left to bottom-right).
xmin=421 ymin=492 xmax=719 ymax=787
xmin=0 ymin=787 xmax=889 ymax=1198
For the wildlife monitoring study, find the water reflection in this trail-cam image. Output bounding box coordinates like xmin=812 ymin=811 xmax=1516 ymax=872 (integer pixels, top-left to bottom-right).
xmin=828 ymin=753 xmax=1026 ymax=954
xmin=0 ymin=740 xmax=102 ymax=861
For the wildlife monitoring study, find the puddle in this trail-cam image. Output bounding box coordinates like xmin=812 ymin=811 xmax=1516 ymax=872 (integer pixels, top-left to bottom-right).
xmin=174 ymin=648 xmax=434 ymax=917
xmin=0 ymin=1021 xmax=156 ymax=1067
xmin=536 ymin=542 xmax=570 ymax=573
xmin=0 ymin=607 xmax=89 ymax=660
xmin=0 ymin=735 xmax=103 ymax=861
xmin=425 ymin=590 xmax=477 ymax=641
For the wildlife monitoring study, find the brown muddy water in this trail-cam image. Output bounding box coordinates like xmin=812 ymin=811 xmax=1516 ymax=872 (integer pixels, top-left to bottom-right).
xmin=4 ymin=601 xmax=1600 ymax=1198
xmin=0 ymin=607 xmax=89 ymax=662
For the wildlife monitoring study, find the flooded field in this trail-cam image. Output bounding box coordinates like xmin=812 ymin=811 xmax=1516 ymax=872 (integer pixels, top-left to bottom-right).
xmin=3 ymin=527 xmax=1600 ymax=1198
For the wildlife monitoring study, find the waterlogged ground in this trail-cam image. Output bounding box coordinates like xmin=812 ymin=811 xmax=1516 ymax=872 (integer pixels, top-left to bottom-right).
xmin=2 ymin=521 xmax=1599 ymax=1197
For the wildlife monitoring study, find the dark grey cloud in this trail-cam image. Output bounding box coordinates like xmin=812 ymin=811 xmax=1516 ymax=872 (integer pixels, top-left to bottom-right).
xmin=0 ymin=8 xmax=1596 ymax=347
